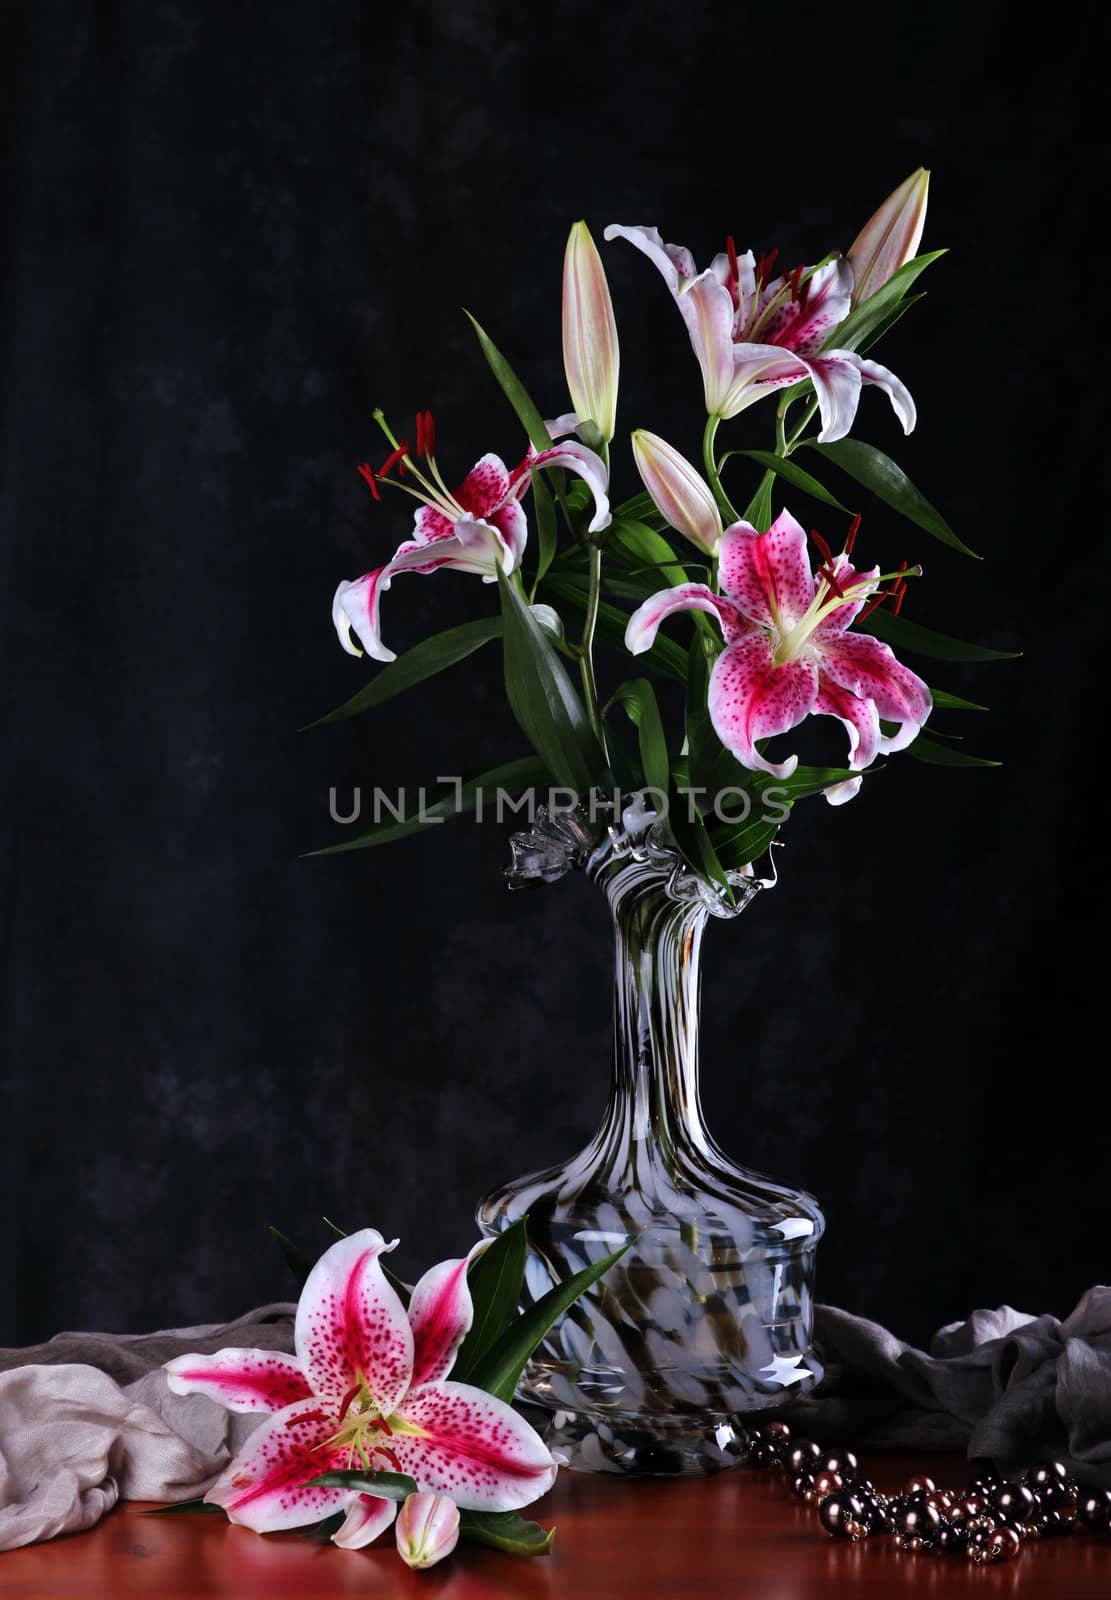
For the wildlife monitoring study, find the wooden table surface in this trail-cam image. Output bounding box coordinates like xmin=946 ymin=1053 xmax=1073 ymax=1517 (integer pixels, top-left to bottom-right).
xmin=3 ymin=1454 xmax=1109 ymax=1598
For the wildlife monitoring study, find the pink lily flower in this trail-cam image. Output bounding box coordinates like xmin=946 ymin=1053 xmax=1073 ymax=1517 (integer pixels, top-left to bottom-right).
xmin=625 ymin=509 xmax=931 ymax=785
xmin=848 ymin=167 xmax=930 ymax=307
xmin=333 ymin=417 xmax=610 ymax=663
xmin=604 ymin=225 xmax=915 ymax=442
xmin=165 ymin=1229 xmax=556 ymax=1549
xmin=396 ymin=1490 xmax=461 ymax=1569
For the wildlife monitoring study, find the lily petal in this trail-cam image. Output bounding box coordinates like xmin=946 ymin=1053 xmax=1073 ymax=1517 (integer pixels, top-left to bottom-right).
xmin=489 ymin=499 xmax=529 ymax=572
xmin=531 ymin=440 xmax=611 ymax=533
xmin=812 ymin=562 xmax=881 ymax=637
xmin=393 ymin=1380 xmax=557 ymax=1513
xmin=602 ymin=223 xmax=697 ymax=294
xmin=848 ymin=168 xmax=929 ymax=306
xmin=453 ymin=515 xmax=521 ymax=578
xmin=675 ymin=273 xmax=737 ymax=416
xmin=632 ymin=428 xmax=723 ymax=557
xmin=295 ymin=1228 xmax=414 ymax=1414
xmin=814 ymin=674 xmax=881 ymax=770
xmin=332 ymin=1493 xmax=397 ymax=1550
xmin=332 ymin=570 xmax=392 ymax=662
xmin=855 ymin=355 xmax=917 ymax=434
xmin=625 ymin=581 xmax=747 ymax=655
xmin=765 ymin=259 xmax=854 ymax=356
xmin=819 ymin=633 xmax=931 ymax=751
xmin=455 ymin=454 xmax=512 ymax=520
xmin=824 ymin=775 xmax=863 ymax=806
xmin=408 ymin=1254 xmax=474 ymax=1389
xmin=796 ymin=352 xmax=864 ymax=444
xmin=204 ymin=1398 xmax=348 ymax=1533
xmin=164 ymin=1348 xmax=312 ymax=1414
xmin=718 ymin=511 xmax=816 ymax=633
xmin=708 ymin=633 xmax=818 ymax=778
xmin=333 ymin=538 xmax=486 ymax=664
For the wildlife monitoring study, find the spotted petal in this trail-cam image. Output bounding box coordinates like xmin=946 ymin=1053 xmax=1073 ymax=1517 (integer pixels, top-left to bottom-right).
xmin=818 ymin=633 xmax=931 ymax=752
xmin=855 ymin=355 xmax=917 ymax=434
xmin=625 ymin=581 xmax=747 ymax=655
xmin=393 ymin=1380 xmax=557 ymax=1513
xmin=408 ymin=1253 xmax=475 ymax=1389
xmin=708 ymin=633 xmax=818 ymax=778
xmin=204 ymin=1398 xmax=348 ymax=1533
xmin=455 ymin=454 xmax=512 ymax=519
xmin=718 ymin=512 xmax=815 ymax=633
xmin=530 ymin=439 xmax=611 ymax=533
xmin=602 ymin=224 xmax=697 ymax=293
xmin=294 ymin=1229 xmax=413 ymax=1414
xmin=332 ymin=1493 xmax=398 ymax=1550
xmin=164 ymin=1348 xmax=312 ymax=1414
xmin=814 ymin=674 xmax=881 ymax=770
xmin=812 ymin=562 xmax=881 ymax=638
xmin=333 ymin=538 xmax=484 ymax=664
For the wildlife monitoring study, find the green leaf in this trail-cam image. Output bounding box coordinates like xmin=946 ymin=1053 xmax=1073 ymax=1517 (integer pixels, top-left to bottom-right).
xmin=666 ymin=777 xmax=733 ymax=900
xmin=531 ymin=470 xmax=558 ymax=594
xmin=146 ymin=1499 xmax=225 ymax=1516
xmin=300 ymin=1512 xmax=347 ymax=1542
xmin=459 ymin=1509 xmax=555 ymax=1558
xmin=931 ymin=687 xmax=988 ymax=711
xmin=540 ymin=577 xmax=689 ymax=683
xmin=498 ymin=569 xmax=604 ymax=793
xmin=308 ymin=756 xmax=549 ymax=855
xmin=733 ymin=450 xmax=852 ymax=514
xmin=612 ymin=489 xmax=669 ymax=531
xmin=304 ymin=618 xmax=502 ymax=729
xmin=743 ymin=469 xmax=775 ymax=531
xmin=452 ymin=1221 xmax=529 ymax=1385
xmin=608 ymin=679 xmax=670 ymax=798
xmin=856 ymin=292 xmax=926 ymax=355
xmin=808 ymin=438 xmax=979 ymax=558
xmin=308 ymin=1471 xmax=419 ymax=1502
xmin=465 ymin=312 xmax=551 ymax=452
xmin=830 ymin=249 xmax=947 ymax=353
xmin=269 ymin=1226 xmax=313 ymax=1289
xmin=466 ymin=1240 xmax=632 ymax=1403
xmin=713 ymin=817 xmax=782 ymax=872
xmin=906 ymin=736 xmax=1001 ymax=768
xmin=861 ymin=607 xmax=1019 ymax=662
xmin=607 ymin=518 xmax=689 ymax=589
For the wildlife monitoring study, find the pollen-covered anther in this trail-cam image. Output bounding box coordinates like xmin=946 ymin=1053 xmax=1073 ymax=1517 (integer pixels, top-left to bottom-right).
xmin=788 ymin=264 xmax=805 ymax=302
xmin=356 ymin=463 xmax=381 ymax=502
xmin=377 ymin=443 xmax=410 ymax=480
xmin=845 ymin=513 xmax=862 ymax=555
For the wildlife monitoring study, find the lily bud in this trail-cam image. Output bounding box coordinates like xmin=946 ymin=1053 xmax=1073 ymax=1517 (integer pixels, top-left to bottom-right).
xmin=632 ymin=429 xmax=723 ymax=556
xmin=395 ymin=1491 xmax=460 ymax=1571
xmin=562 ymin=221 xmax=620 ymax=443
xmin=847 ymin=168 xmax=929 ymax=306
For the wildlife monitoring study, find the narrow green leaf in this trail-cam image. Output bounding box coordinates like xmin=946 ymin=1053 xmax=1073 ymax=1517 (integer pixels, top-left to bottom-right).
xmin=830 ymin=249 xmax=947 ymax=353
xmin=452 ymin=1222 xmax=529 ymax=1384
xmin=856 ymin=292 xmax=926 ymax=355
xmin=607 ymin=518 xmax=689 ymax=589
xmin=931 ymin=687 xmax=988 ymax=711
xmin=733 ymin=450 xmax=852 ymax=514
xmin=809 ymin=438 xmax=979 ymax=558
xmin=498 ymin=569 xmax=604 ymax=793
xmin=146 ymin=1500 xmax=225 ymax=1516
xmin=467 ymin=1240 xmax=632 ymax=1402
xmin=540 ymin=577 xmax=689 ymax=682
xmin=300 ymin=1512 xmax=347 ymax=1542
xmin=609 ymin=679 xmax=670 ymax=798
xmin=308 ymin=1471 xmax=419 ymax=1503
xmin=743 ymin=469 xmax=775 ymax=531
xmin=531 ymin=470 xmax=558 ymax=593
xmin=304 ymin=618 xmax=502 ymax=729
xmin=465 ymin=312 xmax=551 ymax=452
xmin=612 ymin=489 xmax=669 ymax=531
xmin=906 ymin=737 xmax=1001 ymax=768
xmin=322 ymin=1216 xmax=346 ymax=1238
xmin=269 ymin=1226 xmax=313 ymax=1289
xmin=308 ymin=757 xmax=549 ymax=856
xmin=713 ymin=817 xmax=782 ymax=872
xmin=666 ymin=777 xmax=733 ymax=900
xmin=459 ymin=1509 xmax=555 ymax=1557
xmin=861 ymin=607 xmax=1019 ymax=662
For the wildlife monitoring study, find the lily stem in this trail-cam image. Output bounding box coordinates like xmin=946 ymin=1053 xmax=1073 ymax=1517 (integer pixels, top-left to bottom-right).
xmin=784 ymin=398 xmax=819 ymax=455
xmin=578 ymin=543 xmax=608 ymax=758
xmin=702 ymin=414 xmax=739 ymax=522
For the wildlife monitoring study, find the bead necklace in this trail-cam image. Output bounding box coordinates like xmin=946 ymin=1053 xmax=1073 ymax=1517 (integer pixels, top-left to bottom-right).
xmin=744 ymin=1419 xmax=1111 ymax=1565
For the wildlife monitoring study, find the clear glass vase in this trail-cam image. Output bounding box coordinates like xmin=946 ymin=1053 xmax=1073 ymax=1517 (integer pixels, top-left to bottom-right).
xmin=476 ymin=805 xmax=825 ymax=1476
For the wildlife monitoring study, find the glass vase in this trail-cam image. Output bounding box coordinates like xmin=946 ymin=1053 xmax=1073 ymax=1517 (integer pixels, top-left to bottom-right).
xmin=476 ymin=805 xmax=825 ymax=1476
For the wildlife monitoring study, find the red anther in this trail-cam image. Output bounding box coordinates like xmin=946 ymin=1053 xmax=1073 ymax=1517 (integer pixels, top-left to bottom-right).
xmin=819 ymin=564 xmax=845 ymax=598
xmin=285 ymin=1409 xmax=331 ymax=1428
xmin=357 ymin=463 xmax=381 ymax=501
xmin=415 ymin=412 xmax=425 ymax=456
xmin=337 ymin=1385 xmax=361 ymax=1422
xmin=760 ymin=246 xmax=780 ymax=283
xmin=372 ymin=1446 xmax=402 ymax=1472
xmin=372 ymin=1414 xmax=394 ymax=1437
xmin=892 ymin=580 xmax=908 ymax=616
xmin=810 ymin=529 xmax=835 ymax=567
xmin=378 ymin=442 xmax=410 ymax=479
xmin=845 ymin=513 xmax=862 ymax=555
xmin=423 ymin=410 xmax=436 ymax=457
xmin=788 ymin=264 xmax=804 ymax=302
xmin=726 ymin=234 xmax=739 ymax=281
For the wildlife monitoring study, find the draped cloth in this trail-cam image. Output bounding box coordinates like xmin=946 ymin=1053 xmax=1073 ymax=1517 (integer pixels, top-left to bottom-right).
xmin=2 ymin=1289 xmax=1109 ymax=1551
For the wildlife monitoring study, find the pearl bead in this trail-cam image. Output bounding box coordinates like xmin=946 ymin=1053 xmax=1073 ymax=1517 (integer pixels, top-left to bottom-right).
xmin=895 ymin=1501 xmax=941 ymax=1541
xmin=989 ymin=1483 xmax=1037 ymax=1524
xmin=1079 ymin=1489 xmax=1111 ymax=1532
xmin=818 ymin=1490 xmax=869 ymax=1540
xmin=786 ymin=1440 xmax=823 ymax=1473
xmin=905 ymin=1474 xmax=936 ymax=1495
xmin=790 ymin=1470 xmax=816 ymax=1501
xmin=812 ymin=1471 xmax=844 ymax=1499
xmin=1025 ymin=1459 xmax=1069 ymax=1491
xmin=821 ymin=1449 xmax=859 ymax=1478
xmin=969 ymin=1526 xmax=1021 ymax=1564
xmin=763 ymin=1419 xmax=791 ymax=1443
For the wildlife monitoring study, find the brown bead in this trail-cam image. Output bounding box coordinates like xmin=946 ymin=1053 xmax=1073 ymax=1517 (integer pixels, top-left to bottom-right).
xmin=812 ymin=1471 xmax=845 ymax=1500
xmin=790 ymin=1471 xmax=816 ymax=1501
xmin=821 ymin=1449 xmax=859 ymax=1478
xmin=786 ymin=1440 xmax=823 ymax=1473
xmin=818 ymin=1490 xmax=869 ymax=1539
xmin=990 ymin=1483 xmax=1037 ymax=1524
xmin=763 ymin=1419 xmax=791 ymax=1443
xmin=905 ymin=1474 xmax=936 ymax=1495
xmin=1079 ymin=1489 xmax=1111 ymax=1532
xmin=969 ymin=1526 xmax=1021 ymax=1564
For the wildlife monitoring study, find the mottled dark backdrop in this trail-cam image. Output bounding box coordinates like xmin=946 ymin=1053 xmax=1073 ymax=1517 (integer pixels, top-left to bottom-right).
xmin=1 ymin=2 xmax=1102 ymax=1347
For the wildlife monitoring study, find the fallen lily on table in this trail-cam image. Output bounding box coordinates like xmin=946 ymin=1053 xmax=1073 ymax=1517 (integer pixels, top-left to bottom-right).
xmin=313 ymin=174 xmax=1008 ymax=887
xmin=161 ymin=1221 xmax=627 ymax=1569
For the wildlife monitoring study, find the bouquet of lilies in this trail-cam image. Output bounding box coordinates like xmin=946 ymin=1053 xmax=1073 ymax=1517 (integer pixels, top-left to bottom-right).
xmin=319 ymin=171 xmax=1003 ymax=883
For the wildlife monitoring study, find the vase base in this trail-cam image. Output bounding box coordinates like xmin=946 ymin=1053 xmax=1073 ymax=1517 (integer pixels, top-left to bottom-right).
xmin=517 ymin=1386 xmax=817 ymax=1478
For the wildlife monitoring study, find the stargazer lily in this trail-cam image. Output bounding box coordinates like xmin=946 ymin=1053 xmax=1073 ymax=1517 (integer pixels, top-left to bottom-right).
xmin=333 ymin=415 xmax=610 ymax=663
xmin=604 ymin=225 xmax=915 ymax=443
xmin=165 ymin=1229 xmax=556 ymax=1549
xmin=625 ymin=509 xmax=931 ymax=788
xmin=848 ymin=168 xmax=930 ymax=307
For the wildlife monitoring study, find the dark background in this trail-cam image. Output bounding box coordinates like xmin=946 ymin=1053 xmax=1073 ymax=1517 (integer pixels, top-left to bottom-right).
xmin=1 ymin=1 xmax=1104 ymax=1348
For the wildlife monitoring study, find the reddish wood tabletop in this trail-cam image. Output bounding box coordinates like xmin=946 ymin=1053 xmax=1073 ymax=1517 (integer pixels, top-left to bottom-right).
xmin=3 ymin=1454 xmax=1108 ymax=1598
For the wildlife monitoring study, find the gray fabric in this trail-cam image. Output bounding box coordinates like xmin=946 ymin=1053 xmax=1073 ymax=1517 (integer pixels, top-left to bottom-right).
xmin=0 ymin=1304 xmax=294 ymax=1551
xmin=1 ymin=1289 xmax=1108 ymax=1552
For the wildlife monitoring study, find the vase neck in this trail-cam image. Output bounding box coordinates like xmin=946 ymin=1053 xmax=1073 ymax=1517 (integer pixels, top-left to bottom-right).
xmin=598 ymin=857 xmax=712 ymax=1161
